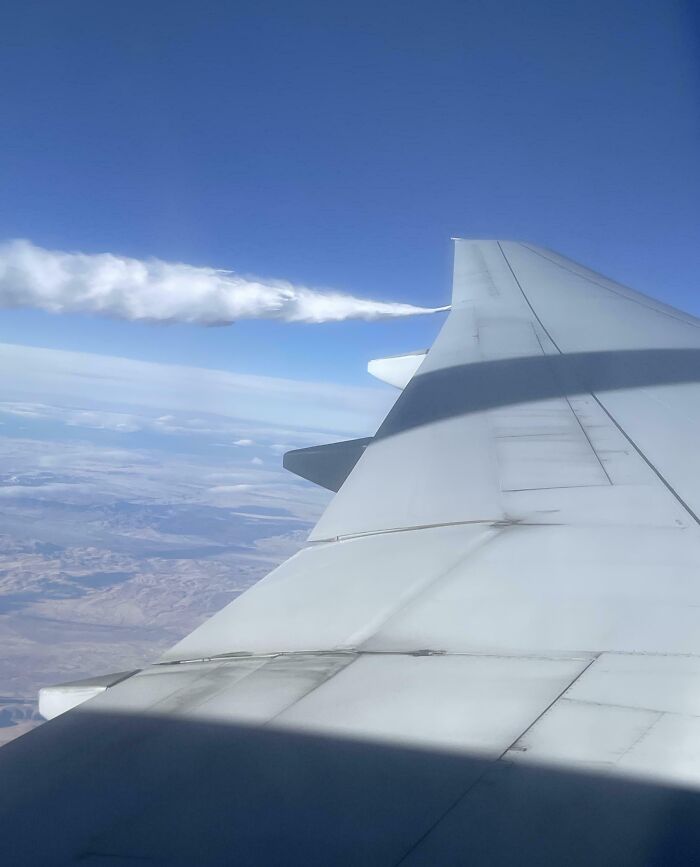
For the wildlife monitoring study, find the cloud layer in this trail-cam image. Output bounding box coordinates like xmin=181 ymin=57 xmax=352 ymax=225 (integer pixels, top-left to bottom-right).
xmin=0 ymin=341 xmax=395 ymax=436
xmin=0 ymin=239 xmax=444 ymax=324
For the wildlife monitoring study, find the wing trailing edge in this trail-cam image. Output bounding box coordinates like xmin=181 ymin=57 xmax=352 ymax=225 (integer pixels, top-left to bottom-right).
xmin=39 ymin=670 xmax=139 ymax=720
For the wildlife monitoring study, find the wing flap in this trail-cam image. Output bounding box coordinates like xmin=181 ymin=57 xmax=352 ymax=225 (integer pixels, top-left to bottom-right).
xmin=283 ymin=437 xmax=371 ymax=492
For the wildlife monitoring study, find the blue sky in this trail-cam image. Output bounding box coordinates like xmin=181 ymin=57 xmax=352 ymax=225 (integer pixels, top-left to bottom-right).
xmin=0 ymin=0 xmax=698 ymax=387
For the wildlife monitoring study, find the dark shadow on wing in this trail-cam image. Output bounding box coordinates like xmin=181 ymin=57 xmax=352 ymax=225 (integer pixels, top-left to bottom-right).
xmin=1 ymin=708 xmax=699 ymax=865
xmin=375 ymin=348 xmax=700 ymax=440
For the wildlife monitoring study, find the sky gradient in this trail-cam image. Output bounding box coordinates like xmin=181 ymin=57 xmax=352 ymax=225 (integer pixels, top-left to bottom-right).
xmin=0 ymin=0 xmax=698 ymax=388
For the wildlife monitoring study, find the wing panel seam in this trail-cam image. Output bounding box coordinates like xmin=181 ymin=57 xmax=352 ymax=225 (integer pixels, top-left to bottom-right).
xmin=530 ymin=326 xmax=614 ymax=485
xmin=393 ymin=654 xmax=600 ymax=865
xmin=520 ymin=242 xmax=700 ymax=330
xmin=496 ymin=242 xmax=700 ymax=529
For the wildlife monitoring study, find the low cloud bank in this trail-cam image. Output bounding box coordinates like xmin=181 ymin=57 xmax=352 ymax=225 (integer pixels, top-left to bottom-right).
xmin=0 ymin=239 xmax=444 ymax=324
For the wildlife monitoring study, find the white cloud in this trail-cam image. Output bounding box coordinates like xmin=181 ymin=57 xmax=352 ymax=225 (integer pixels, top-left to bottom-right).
xmin=233 ymin=438 xmax=254 ymax=446
xmin=65 ymin=410 xmax=142 ymax=432
xmin=0 ymin=239 xmax=445 ymax=325
xmin=208 ymin=484 xmax=255 ymax=493
xmin=0 ymin=402 xmax=143 ymax=433
xmin=250 ymin=457 xmax=263 ymax=465
xmin=0 ymin=482 xmax=95 ymax=501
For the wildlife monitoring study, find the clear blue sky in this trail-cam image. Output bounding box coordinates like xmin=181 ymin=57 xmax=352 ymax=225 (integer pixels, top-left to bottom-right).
xmin=0 ymin=0 xmax=698 ymax=385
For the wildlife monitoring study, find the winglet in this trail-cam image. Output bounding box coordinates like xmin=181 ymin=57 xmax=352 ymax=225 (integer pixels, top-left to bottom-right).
xmin=367 ymin=349 xmax=428 ymax=388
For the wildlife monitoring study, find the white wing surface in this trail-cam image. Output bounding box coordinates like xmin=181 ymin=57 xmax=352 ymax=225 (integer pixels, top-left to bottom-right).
xmin=3 ymin=240 xmax=700 ymax=865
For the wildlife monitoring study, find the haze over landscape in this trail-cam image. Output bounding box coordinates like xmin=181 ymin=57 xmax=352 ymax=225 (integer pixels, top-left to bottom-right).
xmin=0 ymin=340 xmax=402 ymax=742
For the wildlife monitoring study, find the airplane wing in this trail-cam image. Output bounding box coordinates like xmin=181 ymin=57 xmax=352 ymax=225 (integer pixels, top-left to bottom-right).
xmin=4 ymin=240 xmax=700 ymax=865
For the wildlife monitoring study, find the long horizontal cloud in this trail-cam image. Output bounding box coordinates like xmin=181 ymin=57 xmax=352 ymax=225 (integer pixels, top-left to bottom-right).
xmin=0 ymin=341 xmax=396 ymax=437
xmin=0 ymin=239 xmax=445 ymax=324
